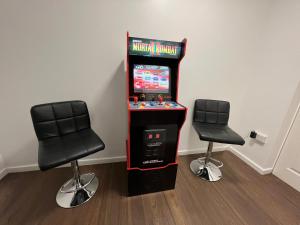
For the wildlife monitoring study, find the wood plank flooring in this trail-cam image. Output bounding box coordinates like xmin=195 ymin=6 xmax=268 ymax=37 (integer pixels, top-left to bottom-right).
xmin=0 ymin=151 xmax=299 ymax=225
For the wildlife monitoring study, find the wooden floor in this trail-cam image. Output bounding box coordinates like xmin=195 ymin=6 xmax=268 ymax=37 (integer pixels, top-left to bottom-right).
xmin=0 ymin=151 xmax=299 ymax=225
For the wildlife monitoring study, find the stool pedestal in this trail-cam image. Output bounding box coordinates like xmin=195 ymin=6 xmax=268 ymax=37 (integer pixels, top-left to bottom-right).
xmin=56 ymin=160 xmax=99 ymax=208
xmin=190 ymin=142 xmax=222 ymax=182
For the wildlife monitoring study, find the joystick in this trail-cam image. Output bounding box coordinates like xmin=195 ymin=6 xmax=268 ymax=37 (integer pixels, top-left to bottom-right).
xmin=133 ymin=96 xmax=138 ymax=105
xmin=158 ymin=95 xmax=163 ymax=105
xmin=140 ymin=94 xmax=146 ymax=101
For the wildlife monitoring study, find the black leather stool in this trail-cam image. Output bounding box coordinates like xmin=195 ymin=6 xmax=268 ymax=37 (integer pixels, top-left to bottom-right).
xmin=30 ymin=100 xmax=105 ymax=208
xmin=190 ymin=99 xmax=245 ymax=181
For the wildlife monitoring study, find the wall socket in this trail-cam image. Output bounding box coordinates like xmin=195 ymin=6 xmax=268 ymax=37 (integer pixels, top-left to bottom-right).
xmin=250 ymin=130 xmax=268 ymax=144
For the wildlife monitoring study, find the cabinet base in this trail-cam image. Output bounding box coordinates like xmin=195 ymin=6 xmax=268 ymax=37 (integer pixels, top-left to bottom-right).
xmin=128 ymin=164 xmax=178 ymax=196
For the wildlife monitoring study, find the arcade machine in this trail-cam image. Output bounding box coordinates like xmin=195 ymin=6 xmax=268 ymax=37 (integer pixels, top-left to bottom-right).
xmin=126 ymin=33 xmax=187 ymax=196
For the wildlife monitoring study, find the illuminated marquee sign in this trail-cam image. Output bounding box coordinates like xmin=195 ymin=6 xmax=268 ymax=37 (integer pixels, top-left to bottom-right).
xmin=129 ymin=37 xmax=182 ymax=58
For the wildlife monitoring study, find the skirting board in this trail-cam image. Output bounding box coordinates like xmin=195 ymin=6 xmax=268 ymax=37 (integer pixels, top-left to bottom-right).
xmin=0 ymin=168 xmax=8 ymax=180
xmin=178 ymin=144 xmax=230 ymax=155
xmin=4 ymin=155 xmax=127 ymax=174
xmin=0 ymin=146 xmax=229 ymax=180
xmin=228 ymin=146 xmax=273 ymax=175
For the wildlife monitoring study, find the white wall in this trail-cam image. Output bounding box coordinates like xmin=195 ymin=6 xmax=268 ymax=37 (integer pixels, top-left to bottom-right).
xmin=0 ymin=0 xmax=299 ymax=173
xmin=232 ymin=0 xmax=300 ymax=170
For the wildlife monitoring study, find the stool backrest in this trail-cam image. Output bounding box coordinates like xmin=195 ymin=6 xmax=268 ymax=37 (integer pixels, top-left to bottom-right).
xmin=31 ymin=100 xmax=90 ymax=140
xmin=193 ymin=99 xmax=230 ymax=125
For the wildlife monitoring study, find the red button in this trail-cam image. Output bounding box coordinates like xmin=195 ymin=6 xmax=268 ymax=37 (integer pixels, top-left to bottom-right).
xmin=148 ymin=134 xmax=153 ymax=139
xmin=156 ymin=134 xmax=160 ymax=139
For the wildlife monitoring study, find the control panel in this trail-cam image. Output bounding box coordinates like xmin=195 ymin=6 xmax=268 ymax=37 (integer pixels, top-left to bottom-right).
xmin=129 ymin=101 xmax=184 ymax=110
xmin=139 ymin=94 xmax=171 ymax=102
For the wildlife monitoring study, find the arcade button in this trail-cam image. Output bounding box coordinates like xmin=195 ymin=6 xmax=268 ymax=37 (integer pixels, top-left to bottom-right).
xmin=150 ymin=102 xmax=156 ymax=107
xmin=138 ymin=102 xmax=145 ymax=109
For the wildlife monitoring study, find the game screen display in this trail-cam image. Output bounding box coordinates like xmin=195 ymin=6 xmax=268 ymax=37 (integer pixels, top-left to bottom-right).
xmin=133 ymin=65 xmax=170 ymax=94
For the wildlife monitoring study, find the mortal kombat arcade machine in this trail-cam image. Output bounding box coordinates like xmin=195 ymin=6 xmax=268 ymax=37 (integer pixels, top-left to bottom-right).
xmin=126 ymin=33 xmax=187 ymax=196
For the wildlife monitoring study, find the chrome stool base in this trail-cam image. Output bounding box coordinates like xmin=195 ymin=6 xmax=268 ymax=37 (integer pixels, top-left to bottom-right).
xmin=190 ymin=158 xmax=222 ymax=181
xmin=56 ymin=161 xmax=99 ymax=208
xmin=190 ymin=142 xmax=223 ymax=182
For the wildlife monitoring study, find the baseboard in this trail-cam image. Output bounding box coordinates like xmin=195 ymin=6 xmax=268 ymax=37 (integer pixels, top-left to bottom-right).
xmin=228 ymin=146 xmax=273 ymax=175
xmin=0 ymin=147 xmax=229 ymax=180
xmin=0 ymin=168 xmax=8 ymax=180
xmin=178 ymin=144 xmax=229 ymax=156
xmin=5 ymin=155 xmax=127 ymax=175
xmin=1 ymin=146 xmax=272 ymax=179
xmin=6 ymin=164 xmax=40 ymax=173
xmin=78 ymin=155 xmax=126 ymax=166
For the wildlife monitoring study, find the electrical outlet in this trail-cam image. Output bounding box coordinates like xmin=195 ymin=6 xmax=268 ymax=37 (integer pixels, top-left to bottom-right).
xmin=255 ymin=131 xmax=268 ymax=144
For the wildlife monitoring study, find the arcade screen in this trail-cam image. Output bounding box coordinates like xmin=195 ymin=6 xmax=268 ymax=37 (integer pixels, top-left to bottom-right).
xmin=133 ymin=65 xmax=170 ymax=93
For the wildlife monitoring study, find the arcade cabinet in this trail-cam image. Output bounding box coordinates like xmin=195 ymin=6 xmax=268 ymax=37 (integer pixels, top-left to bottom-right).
xmin=126 ymin=33 xmax=187 ymax=196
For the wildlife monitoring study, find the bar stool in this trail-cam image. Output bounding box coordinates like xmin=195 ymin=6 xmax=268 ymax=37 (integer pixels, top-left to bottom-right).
xmin=190 ymin=99 xmax=245 ymax=181
xmin=30 ymin=100 xmax=105 ymax=208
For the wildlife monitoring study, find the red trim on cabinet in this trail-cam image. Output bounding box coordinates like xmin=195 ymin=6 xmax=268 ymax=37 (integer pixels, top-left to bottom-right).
xmin=128 ymin=162 xmax=178 ymax=171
